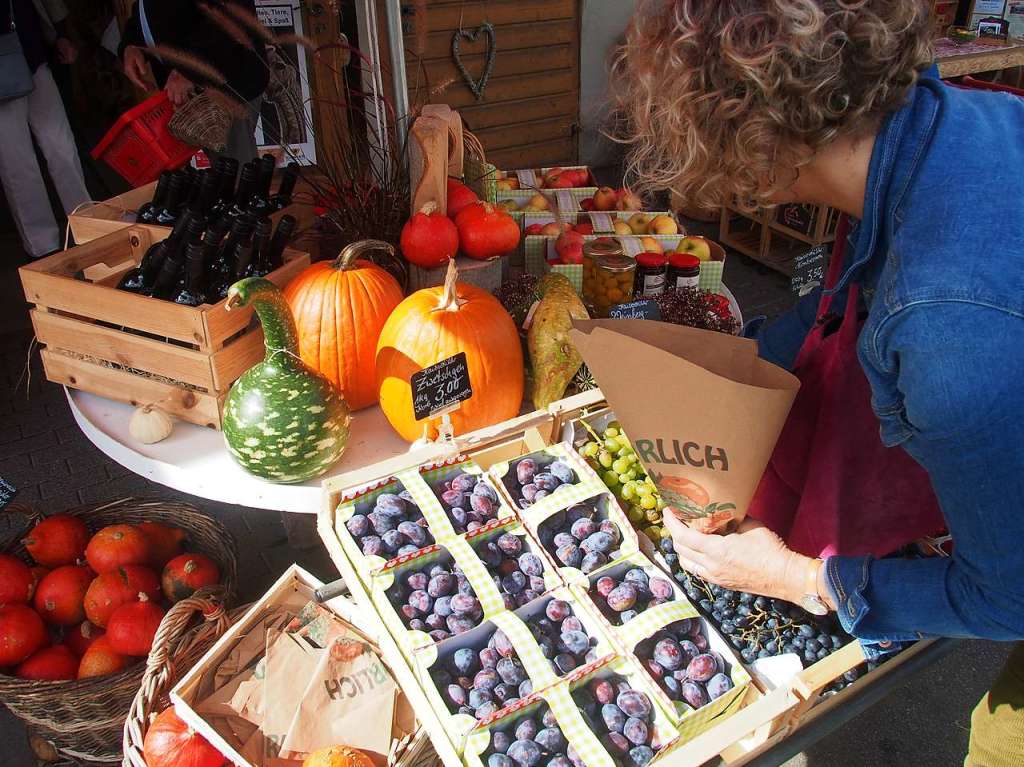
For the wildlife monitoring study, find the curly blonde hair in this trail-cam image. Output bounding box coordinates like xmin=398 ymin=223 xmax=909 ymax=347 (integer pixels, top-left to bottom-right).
xmin=610 ymin=0 xmax=935 ymax=209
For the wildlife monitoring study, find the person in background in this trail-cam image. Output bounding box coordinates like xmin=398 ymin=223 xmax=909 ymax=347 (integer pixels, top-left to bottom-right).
xmin=0 ymin=0 xmax=89 ymax=259
xmin=612 ymin=1 xmax=1023 ymax=765
xmin=118 ymin=0 xmax=268 ymax=164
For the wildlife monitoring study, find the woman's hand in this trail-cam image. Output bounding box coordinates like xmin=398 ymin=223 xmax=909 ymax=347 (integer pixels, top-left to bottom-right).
xmin=123 ymin=45 xmax=155 ymax=90
xmin=165 ymin=70 xmax=194 ymax=106
xmin=663 ymin=511 xmax=814 ymax=605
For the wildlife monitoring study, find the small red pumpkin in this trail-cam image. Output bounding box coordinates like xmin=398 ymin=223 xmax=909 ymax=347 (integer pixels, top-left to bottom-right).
xmin=65 ymin=620 xmax=104 ymax=657
xmin=77 ymin=636 xmax=128 ymax=679
xmin=136 ymin=521 xmax=186 ymax=568
xmin=107 ymin=594 xmax=165 ymax=656
xmin=85 ymin=524 xmax=151 ymax=574
xmin=161 ymin=554 xmax=220 ymax=603
xmin=454 ymin=203 xmax=521 ymax=260
xmin=446 ymin=178 xmax=479 ymax=218
xmin=0 ymin=604 xmax=48 ymax=666
xmin=143 ymin=707 xmax=225 ymax=767
xmin=33 ymin=565 xmax=94 ymax=626
xmin=400 ymin=202 xmax=460 ymax=268
xmin=0 ymin=553 xmax=34 ymax=605
xmin=15 ymin=645 xmax=79 ymax=681
xmin=22 ymin=514 xmax=90 ymax=567
xmin=84 ymin=565 xmax=161 ymax=627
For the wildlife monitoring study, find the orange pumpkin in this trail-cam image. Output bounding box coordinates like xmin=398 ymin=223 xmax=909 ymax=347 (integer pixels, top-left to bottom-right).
xmin=143 ymin=708 xmax=225 ymax=767
xmin=15 ymin=645 xmax=79 ymax=681
xmin=77 ymin=636 xmax=128 ymax=679
xmin=302 ymin=746 xmax=375 ymax=767
xmin=33 ymin=565 xmax=94 ymax=626
xmin=285 ymin=240 xmax=405 ymax=411
xmin=375 ymin=261 xmax=524 ymax=442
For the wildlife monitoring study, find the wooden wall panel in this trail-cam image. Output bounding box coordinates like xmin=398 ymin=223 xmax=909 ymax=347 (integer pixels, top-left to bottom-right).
xmin=401 ymin=0 xmax=581 ymax=169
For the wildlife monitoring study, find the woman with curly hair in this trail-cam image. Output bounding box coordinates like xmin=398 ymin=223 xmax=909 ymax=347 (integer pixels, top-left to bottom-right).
xmin=612 ymin=2 xmax=1024 ymax=762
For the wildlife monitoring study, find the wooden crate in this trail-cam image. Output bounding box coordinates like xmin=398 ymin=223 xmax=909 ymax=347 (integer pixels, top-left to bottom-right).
xmin=68 ymin=177 xmax=321 ymax=250
xmin=20 ymin=226 xmax=310 ymax=429
xmin=720 ymin=202 xmax=839 ymax=278
xmin=317 ymin=390 xmax=937 ymax=766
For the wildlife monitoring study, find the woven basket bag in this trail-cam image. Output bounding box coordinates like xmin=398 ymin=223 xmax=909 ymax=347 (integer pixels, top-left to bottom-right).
xmin=0 ymin=497 xmax=238 ymax=765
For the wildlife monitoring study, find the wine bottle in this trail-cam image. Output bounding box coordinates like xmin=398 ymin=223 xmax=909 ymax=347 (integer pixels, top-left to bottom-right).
xmin=210 ymin=157 xmax=238 ymax=220
xmin=137 ymin=171 xmax=173 ymax=224
xmin=265 ymin=214 xmax=296 ymax=271
xmin=248 ymin=218 xmax=273 ymax=278
xmin=118 ymin=210 xmax=195 ymax=294
xmin=229 ymin=162 xmax=259 ymax=219
xmin=206 ymin=215 xmax=255 ymax=300
xmin=182 ymin=165 xmax=200 ymax=207
xmin=200 ymin=216 xmax=231 ymax=270
xmin=170 ymin=240 xmax=209 ymax=306
xmin=195 ymin=169 xmax=222 ymax=222
xmin=270 ymin=162 xmax=299 ymax=211
xmin=250 ymin=154 xmax=276 ymax=216
xmin=231 ymin=230 xmax=255 ymax=282
xmin=151 ymin=216 xmax=205 ymax=300
xmin=154 ymin=170 xmax=189 ymax=226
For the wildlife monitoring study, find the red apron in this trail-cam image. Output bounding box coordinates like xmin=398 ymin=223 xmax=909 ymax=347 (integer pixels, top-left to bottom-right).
xmin=747 ymin=219 xmax=945 ymax=558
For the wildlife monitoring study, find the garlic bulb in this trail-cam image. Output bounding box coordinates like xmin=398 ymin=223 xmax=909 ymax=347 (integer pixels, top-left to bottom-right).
xmin=129 ymin=405 xmax=173 ymax=444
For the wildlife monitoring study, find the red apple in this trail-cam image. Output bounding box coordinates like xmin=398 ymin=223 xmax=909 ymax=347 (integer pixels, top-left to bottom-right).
xmin=580 ymin=198 xmax=595 ymax=211
xmin=568 ymin=169 xmax=591 ymax=186
xmin=555 ymin=230 xmax=585 ymax=263
xmin=574 ymin=222 xmax=594 ymax=235
xmin=560 ymin=244 xmax=584 ymax=264
xmin=592 ymin=187 xmax=618 ymax=211
xmin=525 ymin=223 xmax=545 ymax=236
xmin=549 ymin=174 xmax=576 ymax=189
xmin=543 ymin=167 xmax=565 ymax=187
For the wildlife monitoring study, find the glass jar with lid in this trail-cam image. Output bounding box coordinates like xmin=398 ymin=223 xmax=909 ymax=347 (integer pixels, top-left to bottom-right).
xmin=588 ymin=253 xmax=637 ymax=317
xmin=667 ymin=253 xmax=701 ymax=291
xmin=634 ymin=251 xmax=668 ymax=297
xmin=582 ymin=238 xmax=624 ymax=303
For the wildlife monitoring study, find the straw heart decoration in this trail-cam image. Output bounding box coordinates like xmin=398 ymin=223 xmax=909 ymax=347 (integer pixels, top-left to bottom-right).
xmin=452 ymin=22 xmax=497 ymax=100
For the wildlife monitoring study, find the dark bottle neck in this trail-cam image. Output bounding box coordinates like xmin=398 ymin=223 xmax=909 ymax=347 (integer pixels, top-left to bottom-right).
xmin=148 ymin=172 xmax=173 ymax=210
xmin=234 ymin=163 xmax=259 ymax=210
xmin=257 ymin=154 xmax=276 ymax=199
xmin=196 ymin=170 xmax=221 ymax=217
xmin=266 ymin=214 xmax=296 ymax=270
xmin=250 ymin=218 xmax=273 ymax=276
xmin=232 ymin=236 xmax=255 ymax=282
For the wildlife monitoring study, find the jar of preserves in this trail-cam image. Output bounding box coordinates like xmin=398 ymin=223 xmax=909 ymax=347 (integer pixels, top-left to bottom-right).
xmin=667 ymin=253 xmax=701 ymax=291
xmin=582 ymin=238 xmax=624 ymax=302
xmin=589 ymin=254 xmax=636 ymax=317
xmin=634 ymin=251 xmax=668 ymax=297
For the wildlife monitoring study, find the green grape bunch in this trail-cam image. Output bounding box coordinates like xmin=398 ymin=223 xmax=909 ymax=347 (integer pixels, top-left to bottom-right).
xmin=578 ymin=420 xmax=669 ymax=543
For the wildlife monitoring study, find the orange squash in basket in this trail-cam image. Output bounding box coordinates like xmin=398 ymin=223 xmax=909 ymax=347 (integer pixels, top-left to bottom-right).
xmin=302 ymin=746 xmax=375 ymax=767
xmin=143 ymin=707 xmax=225 ymax=767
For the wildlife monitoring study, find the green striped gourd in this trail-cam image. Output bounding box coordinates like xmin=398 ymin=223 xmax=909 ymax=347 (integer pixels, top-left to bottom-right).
xmin=222 ymin=277 xmax=351 ymax=483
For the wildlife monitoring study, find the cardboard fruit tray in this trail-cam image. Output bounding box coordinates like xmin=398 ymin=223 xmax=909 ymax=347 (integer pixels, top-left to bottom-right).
xmin=318 ymin=390 xmax=939 ymax=766
xmin=18 ymin=226 xmax=309 ymax=429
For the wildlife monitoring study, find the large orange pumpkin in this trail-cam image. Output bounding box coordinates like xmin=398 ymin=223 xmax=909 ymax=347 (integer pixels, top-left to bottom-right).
xmin=143 ymin=708 xmax=225 ymax=767
xmin=375 ymin=261 xmax=523 ymax=442
xmin=285 ymin=240 xmax=404 ymax=411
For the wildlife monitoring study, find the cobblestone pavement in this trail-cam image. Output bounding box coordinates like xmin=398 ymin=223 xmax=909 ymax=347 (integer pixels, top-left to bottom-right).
xmin=0 ymin=230 xmax=1012 ymax=766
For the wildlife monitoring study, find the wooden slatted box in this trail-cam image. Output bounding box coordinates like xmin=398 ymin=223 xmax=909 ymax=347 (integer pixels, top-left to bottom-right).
xmin=19 ymin=226 xmax=310 ymax=429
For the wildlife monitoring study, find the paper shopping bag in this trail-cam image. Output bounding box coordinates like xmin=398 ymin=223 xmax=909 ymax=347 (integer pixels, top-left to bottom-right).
xmin=570 ymin=320 xmax=800 ymax=533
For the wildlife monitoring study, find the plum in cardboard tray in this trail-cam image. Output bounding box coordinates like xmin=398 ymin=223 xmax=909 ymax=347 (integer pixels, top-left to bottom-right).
xmin=569 ymin=320 xmax=799 ymax=533
xmin=425 ymin=459 xmax=514 ymax=534
xmin=466 ymin=520 xmax=562 ymax=610
xmin=491 ymin=444 xmax=600 ymax=512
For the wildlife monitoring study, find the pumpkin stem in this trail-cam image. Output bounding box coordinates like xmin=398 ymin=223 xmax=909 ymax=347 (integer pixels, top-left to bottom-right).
xmin=225 ymin=277 xmax=301 ymax=357
xmin=434 ymin=259 xmax=467 ymax=312
xmin=332 ymin=240 xmax=396 ymax=271
xmin=420 ymin=201 xmax=438 ymax=216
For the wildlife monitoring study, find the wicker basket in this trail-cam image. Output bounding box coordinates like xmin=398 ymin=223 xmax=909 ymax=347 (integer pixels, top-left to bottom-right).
xmin=0 ymin=498 xmax=238 ymax=765
xmin=122 ymin=590 xmax=249 ymax=767
xmin=167 ymin=90 xmax=232 ymax=153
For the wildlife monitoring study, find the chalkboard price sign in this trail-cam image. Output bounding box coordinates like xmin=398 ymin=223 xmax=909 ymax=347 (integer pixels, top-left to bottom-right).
xmin=791 ymin=244 xmax=829 ymax=295
xmin=411 ymin=353 xmax=473 ymax=421
xmin=0 ymin=476 xmax=17 ymax=510
xmin=609 ymin=300 xmax=662 ymax=321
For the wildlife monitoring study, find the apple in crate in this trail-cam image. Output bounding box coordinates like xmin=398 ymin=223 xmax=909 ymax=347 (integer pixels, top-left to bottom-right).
xmin=639 ymin=236 xmax=664 ymax=254
xmin=526 ymin=223 xmax=546 ymax=236
xmin=650 ymin=215 xmax=679 ymax=235
xmin=541 ymin=222 xmax=572 ymax=237
xmin=677 ymin=236 xmax=713 ymax=262
xmin=613 ymin=220 xmax=633 ymax=236
xmin=592 ymin=187 xmax=619 ymax=211
xmin=555 ymin=231 xmax=585 ymax=264
xmin=627 ymin=214 xmax=653 ymax=235
xmin=574 ymin=222 xmax=594 ymax=235
xmin=581 ymin=198 xmax=595 ymax=211
xmin=616 ymin=189 xmax=644 ymax=211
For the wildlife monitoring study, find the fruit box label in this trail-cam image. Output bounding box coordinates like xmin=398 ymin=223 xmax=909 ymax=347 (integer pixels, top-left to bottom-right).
xmin=516 ymin=169 xmax=539 ymax=188
xmin=411 ymin=353 xmax=473 ymax=421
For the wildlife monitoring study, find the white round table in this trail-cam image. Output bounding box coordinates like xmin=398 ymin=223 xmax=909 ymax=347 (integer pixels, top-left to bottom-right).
xmin=66 ymin=285 xmax=744 ymax=515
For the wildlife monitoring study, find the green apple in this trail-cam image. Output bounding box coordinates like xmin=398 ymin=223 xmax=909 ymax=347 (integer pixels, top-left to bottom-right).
xmin=677 ymin=236 xmax=713 ymax=262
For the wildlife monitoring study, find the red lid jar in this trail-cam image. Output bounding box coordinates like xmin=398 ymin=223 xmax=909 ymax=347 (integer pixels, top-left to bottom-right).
xmin=634 ymin=251 xmax=668 ymax=297
xmin=668 ymin=253 xmax=701 ymax=291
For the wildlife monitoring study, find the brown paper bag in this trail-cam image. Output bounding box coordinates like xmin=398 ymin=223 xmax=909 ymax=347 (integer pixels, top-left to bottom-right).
xmin=261 ymin=629 xmax=323 ymax=759
xmin=278 ymin=634 xmax=398 ymax=764
xmin=570 ymin=320 xmax=800 ymax=533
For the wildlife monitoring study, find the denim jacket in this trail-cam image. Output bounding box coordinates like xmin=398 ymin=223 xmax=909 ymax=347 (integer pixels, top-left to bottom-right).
xmin=756 ymin=76 xmax=1024 ymax=650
